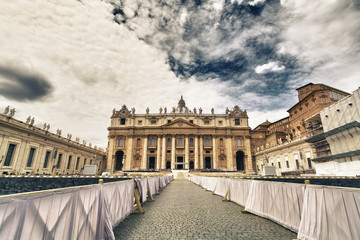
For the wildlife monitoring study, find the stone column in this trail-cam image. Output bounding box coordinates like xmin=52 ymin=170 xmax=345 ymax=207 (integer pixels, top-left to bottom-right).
xmin=156 ymin=136 xmax=161 ymax=170
xmin=171 ymin=135 xmax=176 ymax=169
xmin=141 ymin=136 xmax=148 ymax=169
xmin=106 ymin=137 xmax=114 ymax=172
xmin=35 ymin=144 xmax=45 ymax=172
xmin=161 ymin=136 xmax=166 ymax=169
xmin=227 ymin=136 xmax=233 ymax=170
xmin=185 ymin=136 xmax=189 ymax=169
xmin=124 ymin=136 xmax=133 ymax=171
xmin=245 ymin=136 xmax=254 ymax=173
xmin=212 ymin=137 xmax=217 ymax=169
xmin=194 ymin=136 xmax=199 ymax=169
xmin=199 ymin=136 xmax=204 ymax=169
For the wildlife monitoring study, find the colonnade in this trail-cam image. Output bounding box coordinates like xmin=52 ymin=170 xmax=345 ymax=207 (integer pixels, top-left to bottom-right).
xmin=113 ymin=134 xmax=241 ymax=171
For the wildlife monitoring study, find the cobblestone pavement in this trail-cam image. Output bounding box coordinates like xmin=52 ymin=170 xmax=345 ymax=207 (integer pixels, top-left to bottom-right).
xmin=114 ymin=179 xmax=297 ymax=240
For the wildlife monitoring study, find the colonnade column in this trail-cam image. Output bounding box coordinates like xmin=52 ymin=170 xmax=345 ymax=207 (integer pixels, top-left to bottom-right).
xmin=185 ymin=136 xmax=189 ymax=169
xmin=212 ymin=137 xmax=217 ymax=169
xmin=156 ymin=135 xmax=161 ymax=170
xmin=161 ymin=136 xmax=166 ymax=169
xmin=245 ymin=136 xmax=254 ymax=173
xmin=124 ymin=136 xmax=133 ymax=170
xmin=141 ymin=136 xmax=148 ymax=169
xmin=227 ymin=136 xmax=233 ymax=170
xmin=199 ymin=136 xmax=203 ymax=169
xmin=194 ymin=136 xmax=199 ymax=169
xmin=171 ymin=135 xmax=176 ymax=169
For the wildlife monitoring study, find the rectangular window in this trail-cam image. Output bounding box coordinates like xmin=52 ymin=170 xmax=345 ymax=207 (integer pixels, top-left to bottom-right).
xmin=286 ymin=160 xmax=289 ymax=168
xmin=236 ymin=139 xmax=242 ymax=147
xmin=189 ymin=120 xmax=193 ymax=123
xmin=76 ymin=157 xmax=80 ymax=170
xmin=189 ymin=138 xmax=194 ymax=147
xmin=26 ymin=148 xmax=36 ymax=167
xmin=56 ymin=153 xmax=63 ymax=169
xmin=278 ymin=161 xmax=281 ymax=168
xmin=150 ymin=138 xmax=156 ymax=147
xmin=235 ymin=119 xmax=240 ymax=125
xmin=205 ymin=138 xmax=210 ymax=146
xmin=4 ymin=144 xmax=16 ymax=166
xmin=120 ymin=118 xmax=126 ymax=125
xmin=67 ymin=155 xmax=72 ymax=169
xmin=295 ymin=160 xmax=299 ymax=169
xmin=307 ymin=158 xmax=312 ymax=169
xmin=138 ymin=120 xmax=142 ymax=125
xmin=167 ymin=120 xmax=171 ymax=123
xmin=90 ymin=160 xmax=92 ymax=165
xmin=204 ymin=120 xmax=210 ymax=125
xmin=218 ymin=121 xmax=223 ymax=126
xmin=118 ymin=138 xmax=124 ymax=146
xmin=151 ymin=120 xmax=157 ymax=125
xmin=83 ymin=158 xmax=87 ymax=167
xmin=43 ymin=151 xmax=51 ymax=168
xmin=205 ymin=150 xmax=210 ymax=154
xmin=167 ymin=150 xmax=171 ymax=153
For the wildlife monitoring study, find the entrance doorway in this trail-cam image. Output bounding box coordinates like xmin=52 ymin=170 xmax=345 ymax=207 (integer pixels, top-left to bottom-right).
xmin=236 ymin=151 xmax=245 ymax=171
xmin=189 ymin=161 xmax=194 ymax=170
xmin=166 ymin=161 xmax=171 ymax=169
xmin=176 ymin=156 xmax=184 ymax=169
xmin=148 ymin=157 xmax=156 ymax=169
xmin=115 ymin=151 xmax=124 ymax=171
xmin=204 ymin=157 xmax=211 ymax=169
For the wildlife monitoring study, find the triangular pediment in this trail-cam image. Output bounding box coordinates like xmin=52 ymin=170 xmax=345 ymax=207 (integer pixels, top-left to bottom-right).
xmin=162 ymin=118 xmax=199 ymax=128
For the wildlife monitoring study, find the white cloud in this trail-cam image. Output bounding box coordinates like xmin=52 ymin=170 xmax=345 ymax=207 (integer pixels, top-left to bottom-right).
xmin=0 ymin=0 xmax=233 ymax=148
xmin=278 ymin=0 xmax=360 ymax=92
xmin=255 ymin=61 xmax=285 ymax=74
xmin=249 ymin=0 xmax=266 ymax=6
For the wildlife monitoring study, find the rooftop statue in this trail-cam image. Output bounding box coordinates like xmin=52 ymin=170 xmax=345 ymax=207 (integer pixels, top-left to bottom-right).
xmin=2 ymin=106 xmax=9 ymax=115
xmin=8 ymin=108 xmax=15 ymax=118
xmin=211 ymin=108 xmax=214 ymax=114
xmin=164 ymin=107 xmax=167 ymax=114
xmin=146 ymin=107 xmax=149 ymax=114
xmin=193 ymin=108 xmax=197 ymax=114
xmin=131 ymin=107 xmax=135 ymax=114
xmin=159 ymin=107 xmax=163 ymax=114
xmin=199 ymin=107 xmax=202 ymax=114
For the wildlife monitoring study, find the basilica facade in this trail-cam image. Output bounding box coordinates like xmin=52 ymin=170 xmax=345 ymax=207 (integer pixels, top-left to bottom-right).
xmin=106 ymin=97 xmax=254 ymax=173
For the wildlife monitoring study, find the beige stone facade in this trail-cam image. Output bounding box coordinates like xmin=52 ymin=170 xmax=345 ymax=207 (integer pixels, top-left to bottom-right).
xmin=0 ymin=109 xmax=105 ymax=175
xmin=252 ymin=83 xmax=350 ymax=176
xmin=107 ymin=97 xmax=254 ymax=173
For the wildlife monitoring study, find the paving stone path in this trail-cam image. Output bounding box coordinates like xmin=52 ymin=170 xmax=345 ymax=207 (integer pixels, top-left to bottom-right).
xmin=114 ymin=179 xmax=297 ymax=240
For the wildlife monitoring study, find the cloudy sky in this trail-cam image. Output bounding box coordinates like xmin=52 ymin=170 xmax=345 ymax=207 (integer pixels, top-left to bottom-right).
xmin=0 ymin=0 xmax=359 ymax=148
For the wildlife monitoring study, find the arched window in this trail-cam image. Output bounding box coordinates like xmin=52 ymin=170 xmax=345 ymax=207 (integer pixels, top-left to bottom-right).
xmin=118 ymin=138 xmax=124 ymax=146
xmin=205 ymin=138 xmax=210 ymax=147
xmin=220 ymin=138 xmax=224 ymax=146
xmin=236 ymin=138 xmax=242 ymax=147
xmin=167 ymin=138 xmax=171 ymax=147
xmin=189 ymin=138 xmax=194 ymax=147
xmin=178 ymin=138 xmax=183 ymax=146
xmin=150 ymin=137 xmax=156 ymax=147
xmin=136 ymin=138 xmax=141 ymax=147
